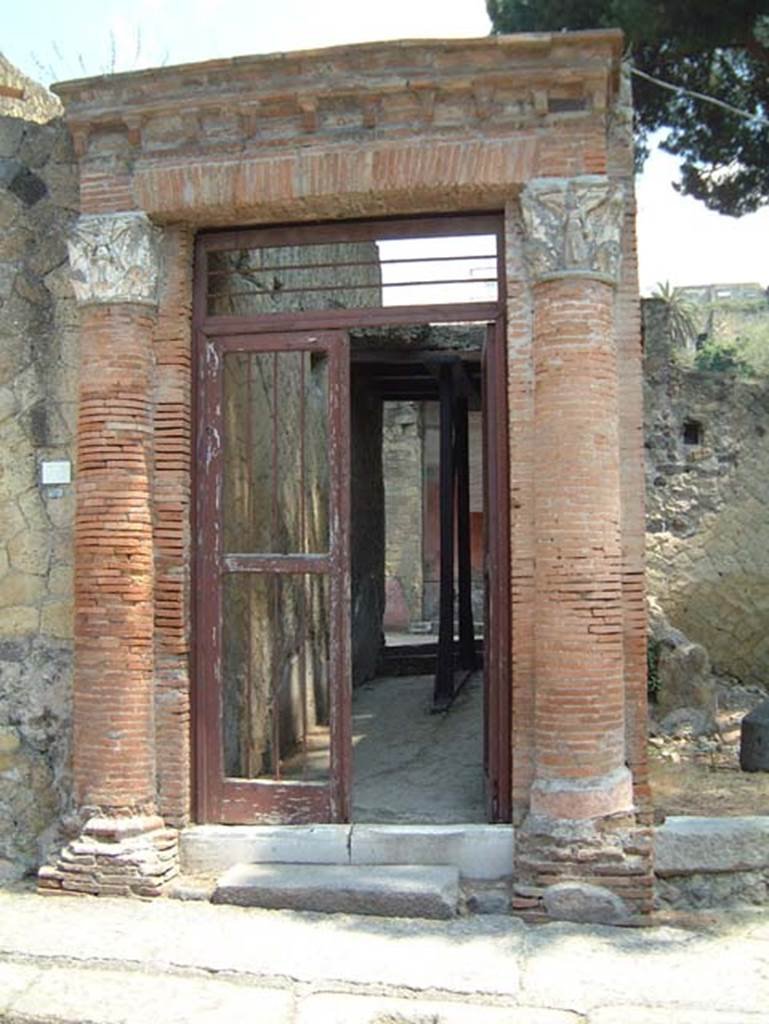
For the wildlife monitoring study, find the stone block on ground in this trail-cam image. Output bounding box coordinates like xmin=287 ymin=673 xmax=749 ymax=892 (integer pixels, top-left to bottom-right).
xmin=180 ymin=823 xmax=351 ymax=874
xmin=655 ymin=639 xmax=716 ymax=718
xmin=211 ymin=862 xmax=459 ymax=919
xmin=542 ymin=882 xmax=632 ymax=925
xmin=740 ymin=700 xmax=769 ymax=772
xmin=655 ymin=816 xmax=769 ymax=876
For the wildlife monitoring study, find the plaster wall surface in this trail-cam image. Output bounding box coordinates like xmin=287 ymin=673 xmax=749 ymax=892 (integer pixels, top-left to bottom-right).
xmin=0 ymin=112 xmax=78 ymax=880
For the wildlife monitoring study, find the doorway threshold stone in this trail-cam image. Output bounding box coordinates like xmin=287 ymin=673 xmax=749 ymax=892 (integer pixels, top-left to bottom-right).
xmin=181 ymin=823 xmax=514 ymax=880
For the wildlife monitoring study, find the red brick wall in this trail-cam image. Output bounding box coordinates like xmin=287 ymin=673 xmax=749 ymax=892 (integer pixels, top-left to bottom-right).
xmin=152 ymin=227 xmax=194 ymax=826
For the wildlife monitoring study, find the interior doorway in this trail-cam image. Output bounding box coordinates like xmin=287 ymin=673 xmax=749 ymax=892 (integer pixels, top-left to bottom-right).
xmin=193 ymin=215 xmax=510 ymax=826
xmin=349 ymin=330 xmax=488 ymax=823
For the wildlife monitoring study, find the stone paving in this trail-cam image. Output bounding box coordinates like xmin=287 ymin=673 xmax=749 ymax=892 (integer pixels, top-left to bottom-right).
xmin=1 ymin=885 xmax=769 ymax=1022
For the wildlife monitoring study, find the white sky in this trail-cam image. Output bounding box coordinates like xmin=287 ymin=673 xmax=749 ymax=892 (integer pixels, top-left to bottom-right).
xmin=4 ymin=0 xmax=767 ymax=296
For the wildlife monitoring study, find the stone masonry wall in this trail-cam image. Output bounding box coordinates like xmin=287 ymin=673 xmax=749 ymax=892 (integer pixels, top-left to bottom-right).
xmin=382 ymin=401 xmax=423 ymax=630
xmin=0 ymin=113 xmax=78 ymax=880
xmin=644 ymin=299 xmax=769 ymax=687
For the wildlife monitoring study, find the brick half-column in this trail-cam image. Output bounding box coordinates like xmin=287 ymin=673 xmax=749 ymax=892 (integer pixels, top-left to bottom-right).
xmin=515 ymin=177 xmax=653 ymax=922
xmin=38 ymin=211 xmax=178 ymax=897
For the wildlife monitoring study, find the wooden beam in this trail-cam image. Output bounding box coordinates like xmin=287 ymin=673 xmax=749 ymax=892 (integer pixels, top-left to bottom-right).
xmin=455 ymin=393 xmax=477 ymax=671
xmin=433 ymin=363 xmax=456 ymax=710
xmin=351 ymin=349 xmax=482 ymax=365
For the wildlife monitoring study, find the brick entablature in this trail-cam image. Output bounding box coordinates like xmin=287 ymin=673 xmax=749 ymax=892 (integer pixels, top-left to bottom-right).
xmin=43 ymin=31 xmax=650 ymax=921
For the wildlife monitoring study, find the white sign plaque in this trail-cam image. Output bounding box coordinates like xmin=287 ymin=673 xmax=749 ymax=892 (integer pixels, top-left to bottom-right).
xmin=41 ymin=460 xmax=72 ymax=486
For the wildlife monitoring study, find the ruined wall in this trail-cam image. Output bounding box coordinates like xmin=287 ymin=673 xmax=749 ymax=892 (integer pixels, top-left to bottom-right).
xmin=382 ymin=401 xmax=423 ymax=630
xmin=0 ymin=56 xmax=62 ymax=124
xmin=644 ymin=299 xmax=769 ymax=687
xmin=0 ymin=113 xmax=78 ymax=879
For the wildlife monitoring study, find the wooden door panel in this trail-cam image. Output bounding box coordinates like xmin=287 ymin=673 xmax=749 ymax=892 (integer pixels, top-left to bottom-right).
xmin=195 ymin=331 xmax=351 ymax=824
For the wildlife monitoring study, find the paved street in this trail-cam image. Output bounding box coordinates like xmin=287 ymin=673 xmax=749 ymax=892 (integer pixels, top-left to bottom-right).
xmin=1 ymin=885 xmax=769 ymax=1022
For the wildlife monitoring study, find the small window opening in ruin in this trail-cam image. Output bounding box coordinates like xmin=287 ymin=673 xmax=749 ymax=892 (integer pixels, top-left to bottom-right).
xmin=683 ymin=419 xmax=703 ymax=446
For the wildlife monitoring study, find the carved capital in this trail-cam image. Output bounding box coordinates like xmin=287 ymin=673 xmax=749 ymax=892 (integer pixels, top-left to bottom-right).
xmin=68 ymin=212 xmax=162 ymax=307
xmin=520 ymin=176 xmax=623 ymax=285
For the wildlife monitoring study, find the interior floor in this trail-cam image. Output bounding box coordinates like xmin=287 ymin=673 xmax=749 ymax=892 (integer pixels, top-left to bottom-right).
xmin=352 ymin=671 xmax=485 ymax=823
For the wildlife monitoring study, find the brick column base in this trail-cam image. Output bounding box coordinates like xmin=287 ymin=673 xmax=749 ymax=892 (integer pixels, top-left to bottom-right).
xmin=513 ymin=814 xmax=654 ymax=923
xmin=38 ymin=815 xmax=178 ymax=898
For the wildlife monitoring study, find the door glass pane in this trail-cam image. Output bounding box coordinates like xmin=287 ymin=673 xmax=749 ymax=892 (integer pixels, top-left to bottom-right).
xmin=222 ymin=350 xmax=330 ymax=553
xmin=222 ymin=573 xmax=331 ymax=781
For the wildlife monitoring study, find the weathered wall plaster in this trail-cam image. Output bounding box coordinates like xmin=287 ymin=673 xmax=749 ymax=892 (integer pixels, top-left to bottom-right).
xmin=0 ymin=112 xmax=78 ymax=880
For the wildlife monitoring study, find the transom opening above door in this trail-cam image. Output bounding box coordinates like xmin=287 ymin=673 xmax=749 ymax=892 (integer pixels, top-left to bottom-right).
xmin=197 ymin=214 xmax=504 ymax=330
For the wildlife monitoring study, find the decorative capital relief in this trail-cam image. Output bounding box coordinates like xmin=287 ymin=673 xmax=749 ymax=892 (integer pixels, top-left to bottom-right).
xmin=68 ymin=211 xmax=162 ymax=307
xmin=520 ymin=175 xmax=624 ymax=285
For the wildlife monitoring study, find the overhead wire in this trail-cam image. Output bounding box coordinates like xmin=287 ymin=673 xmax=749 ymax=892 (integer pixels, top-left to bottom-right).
xmin=629 ymin=65 xmax=769 ymax=130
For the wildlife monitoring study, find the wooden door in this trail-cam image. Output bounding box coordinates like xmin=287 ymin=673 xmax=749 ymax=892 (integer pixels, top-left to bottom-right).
xmin=195 ymin=330 xmax=351 ymax=824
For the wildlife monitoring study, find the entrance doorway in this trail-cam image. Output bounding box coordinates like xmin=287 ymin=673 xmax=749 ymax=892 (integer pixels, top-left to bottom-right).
xmin=349 ymin=332 xmax=486 ymax=823
xmin=193 ymin=216 xmax=510 ymax=826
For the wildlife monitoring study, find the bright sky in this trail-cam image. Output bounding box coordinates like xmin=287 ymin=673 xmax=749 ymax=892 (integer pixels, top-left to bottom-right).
xmin=4 ymin=0 xmax=767 ymax=296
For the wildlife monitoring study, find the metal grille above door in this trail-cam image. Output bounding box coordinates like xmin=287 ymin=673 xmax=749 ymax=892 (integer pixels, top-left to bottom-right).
xmin=198 ymin=214 xmax=503 ymax=330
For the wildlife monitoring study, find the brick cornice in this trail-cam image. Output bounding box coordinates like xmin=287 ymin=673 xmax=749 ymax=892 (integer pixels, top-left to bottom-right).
xmin=52 ymin=32 xmax=623 ymax=163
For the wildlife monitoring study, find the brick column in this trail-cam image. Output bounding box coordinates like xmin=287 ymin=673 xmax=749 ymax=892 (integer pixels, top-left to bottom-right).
xmin=39 ymin=212 xmax=178 ymax=897
xmin=514 ymin=177 xmax=653 ymax=922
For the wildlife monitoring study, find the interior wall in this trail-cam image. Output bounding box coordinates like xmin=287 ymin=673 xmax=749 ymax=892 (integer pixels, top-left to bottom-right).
xmin=382 ymin=401 xmax=423 ymax=630
xmin=219 ymin=350 xmax=331 ymax=777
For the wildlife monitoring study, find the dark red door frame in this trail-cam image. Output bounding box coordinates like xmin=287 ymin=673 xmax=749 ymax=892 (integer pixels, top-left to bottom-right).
xmin=483 ymin=319 xmax=511 ymax=822
xmin=192 ymin=214 xmax=511 ymax=825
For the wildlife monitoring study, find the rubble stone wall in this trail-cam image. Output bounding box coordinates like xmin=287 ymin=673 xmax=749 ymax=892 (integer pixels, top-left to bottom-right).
xmin=0 ymin=113 xmax=78 ymax=879
xmin=382 ymin=401 xmax=423 ymax=630
xmin=644 ymin=299 xmax=769 ymax=687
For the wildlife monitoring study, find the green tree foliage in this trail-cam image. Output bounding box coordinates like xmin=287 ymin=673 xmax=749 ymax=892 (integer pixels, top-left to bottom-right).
xmin=651 ymin=281 xmax=698 ymax=349
xmin=487 ymin=1 xmax=769 ymax=216
xmin=693 ymin=342 xmax=754 ymax=375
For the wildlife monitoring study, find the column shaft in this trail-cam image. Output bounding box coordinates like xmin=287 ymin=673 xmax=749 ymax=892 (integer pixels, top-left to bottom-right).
xmin=531 ymin=276 xmax=631 ymax=818
xmin=74 ymin=304 xmax=156 ymax=811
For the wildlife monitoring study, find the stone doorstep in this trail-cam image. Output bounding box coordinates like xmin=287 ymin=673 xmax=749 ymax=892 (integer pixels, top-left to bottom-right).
xmin=212 ymin=862 xmax=460 ymax=919
xmin=180 ymin=823 xmax=515 ymax=880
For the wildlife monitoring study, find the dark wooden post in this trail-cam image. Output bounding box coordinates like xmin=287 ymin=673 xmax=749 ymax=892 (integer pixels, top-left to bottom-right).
xmin=454 ymin=390 xmax=477 ymax=670
xmin=434 ymin=363 xmax=456 ymax=708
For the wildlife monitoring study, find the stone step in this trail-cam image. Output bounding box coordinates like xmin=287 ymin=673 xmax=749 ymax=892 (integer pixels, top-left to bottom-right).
xmin=211 ymin=862 xmax=460 ymax=919
xmin=181 ymin=823 xmax=515 ymax=880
